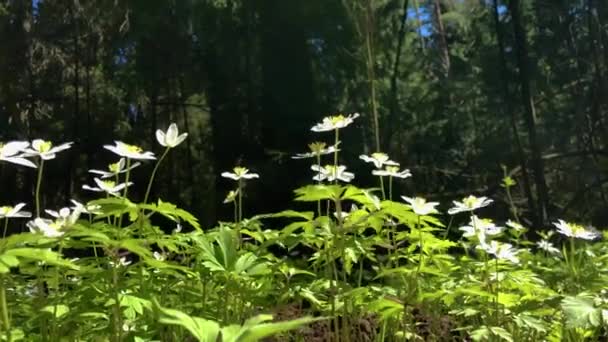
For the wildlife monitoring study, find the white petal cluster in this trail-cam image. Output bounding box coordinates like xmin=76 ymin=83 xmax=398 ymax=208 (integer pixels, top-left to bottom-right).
xmin=448 ymin=195 xmax=493 ymax=215
xmin=372 ymin=166 xmax=411 ymax=179
xmin=0 ymin=203 xmax=32 ymax=218
xmin=103 ymin=141 xmax=156 ymax=160
xmin=292 ymin=143 xmax=339 ymax=159
xmin=536 ymin=239 xmax=561 ymax=255
xmin=89 ymin=158 xmax=141 ymax=179
xmin=27 ymin=206 xmax=82 ymax=238
xmin=459 ymin=215 xmax=503 ymax=245
xmin=360 ymin=153 xmax=399 ymax=169
xmin=311 ymin=165 xmax=354 ymax=183
xmin=156 ymin=123 xmax=188 ymax=148
xmin=0 ymin=141 xmax=37 ymax=168
xmin=478 ymin=240 xmax=520 ymax=264
xmin=221 ymin=167 xmax=260 ymax=181
xmin=83 ymin=178 xmax=133 ymax=196
xmin=311 ymin=113 xmax=360 ymax=132
xmin=23 ymin=139 xmax=72 ymax=161
xmin=553 ymin=219 xmax=600 ymax=240
xmin=402 ymin=196 xmax=439 ymax=216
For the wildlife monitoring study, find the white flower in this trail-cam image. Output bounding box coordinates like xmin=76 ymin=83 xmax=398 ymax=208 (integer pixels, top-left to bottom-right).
xmin=103 ymin=141 xmax=156 ymax=160
xmin=22 ymin=140 xmax=72 ymax=161
xmin=223 ymin=189 xmax=239 ymax=204
xmin=401 ymin=196 xmax=439 ymax=216
xmin=536 ymin=239 xmax=561 ymax=255
xmin=156 ymin=123 xmax=188 ymax=148
xmin=292 ymin=142 xmax=339 ymax=159
xmin=82 ymin=178 xmax=133 ymax=196
xmin=221 ymin=167 xmax=260 ymax=181
xmin=0 ymin=203 xmax=32 ymax=218
xmin=311 ymin=113 xmax=360 ymax=132
xmin=333 ymin=204 xmax=358 ymax=221
xmin=459 ymin=215 xmax=503 ymax=245
xmin=372 ymin=166 xmax=412 ymax=179
xmin=45 ymin=206 xmax=82 ymax=227
xmin=109 ymin=256 xmax=131 ymax=267
xmin=27 ymin=218 xmax=64 ymax=238
xmin=89 ymin=158 xmax=141 ymax=179
xmin=70 ymin=199 xmax=102 ymax=215
xmin=311 ymin=165 xmax=355 ymax=183
xmin=359 ymin=153 xmax=399 ymax=169
xmin=479 ymin=240 xmax=520 ymax=264
xmin=153 ymin=251 xmax=166 ymax=261
xmin=448 ymin=195 xmax=493 ymax=215
xmin=506 ymin=220 xmax=526 ymax=232
xmin=0 ymin=141 xmax=37 ymax=168
xmin=553 ymin=219 xmax=600 ymax=240
xmin=173 ymin=223 xmax=182 ymax=234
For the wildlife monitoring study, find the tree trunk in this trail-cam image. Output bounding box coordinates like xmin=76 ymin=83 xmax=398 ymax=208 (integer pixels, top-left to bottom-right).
xmin=492 ymin=0 xmax=537 ymax=224
xmin=433 ymin=0 xmax=450 ymax=77
xmin=508 ymin=0 xmax=549 ymax=228
xmin=386 ymin=0 xmax=409 ymax=151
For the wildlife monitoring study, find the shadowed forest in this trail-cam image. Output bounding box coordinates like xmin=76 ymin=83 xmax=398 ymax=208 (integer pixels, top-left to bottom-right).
xmin=2 ymin=0 xmax=607 ymax=229
xmin=2 ymin=1 xmax=608 ymax=341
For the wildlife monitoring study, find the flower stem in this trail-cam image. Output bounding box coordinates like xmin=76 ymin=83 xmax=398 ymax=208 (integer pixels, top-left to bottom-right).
xmin=0 ymin=277 xmax=10 ymax=342
xmin=143 ymin=147 xmax=170 ymax=205
xmin=378 ymin=176 xmax=386 ymax=200
xmin=316 ymin=155 xmax=322 ymax=217
xmin=35 ymin=160 xmax=45 ymax=217
xmin=388 ymin=176 xmax=393 ymax=200
xmin=2 ymin=219 xmax=7 ymax=240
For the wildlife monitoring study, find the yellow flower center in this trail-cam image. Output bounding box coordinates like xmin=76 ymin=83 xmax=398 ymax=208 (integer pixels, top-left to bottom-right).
xmin=463 ymin=196 xmax=478 ymax=208
xmin=386 ymin=166 xmax=399 ymax=173
xmin=329 ymin=115 xmax=346 ymax=125
xmin=38 ymin=141 xmax=52 ymax=153
xmin=102 ymin=180 xmax=116 ymax=188
xmin=125 ymin=144 xmax=142 ymax=153
xmin=371 ymin=152 xmax=388 ymax=161
xmin=109 ymin=162 xmax=120 ymax=173
xmin=233 ymin=167 xmax=248 ymax=176
xmin=308 ymin=142 xmax=327 ymax=153
xmin=0 ymin=206 xmax=11 ymax=215
xmin=569 ymin=223 xmax=586 ymax=234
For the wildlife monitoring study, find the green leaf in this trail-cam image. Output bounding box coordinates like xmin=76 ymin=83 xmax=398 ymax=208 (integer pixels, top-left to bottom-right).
xmin=5 ymin=248 xmax=79 ymax=270
xmin=139 ymin=199 xmax=201 ymax=230
xmin=561 ymin=294 xmax=601 ymax=328
xmin=154 ymin=299 xmax=220 ymax=342
xmin=294 ymin=185 xmax=342 ymax=202
xmin=234 ymin=315 xmax=322 ymax=342
xmin=41 ymin=305 xmax=70 ymax=318
xmin=253 ymin=210 xmax=314 ymax=221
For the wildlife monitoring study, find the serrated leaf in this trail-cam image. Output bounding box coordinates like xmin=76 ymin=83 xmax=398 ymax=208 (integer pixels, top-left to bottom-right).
xmin=561 ymin=294 xmax=601 ymax=328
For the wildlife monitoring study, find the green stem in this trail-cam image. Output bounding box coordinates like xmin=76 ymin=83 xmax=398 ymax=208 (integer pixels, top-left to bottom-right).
xmin=237 ymin=179 xmax=243 ymax=248
xmin=415 ymin=215 xmax=423 ymax=298
xmin=35 ymin=160 xmax=45 ymax=217
xmin=388 ymin=176 xmax=393 ymax=200
xmin=378 ymin=176 xmax=386 ymax=200
xmin=2 ymin=219 xmax=7 ymax=240
xmin=0 ymin=278 xmax=10 ymax=342
xmin=316 ymin=154 xmax=322 ymax=217
xmin=143 ymin=147 xmax=170 ymax=205
xmin=333 ymin=129 xmax=340 ymax=169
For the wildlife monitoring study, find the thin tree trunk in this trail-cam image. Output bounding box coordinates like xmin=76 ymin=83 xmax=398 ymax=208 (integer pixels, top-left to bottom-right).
xmin=364 ymin=0 xmax=381 ymax=151
xmin=67 ymin=3 xmax=80 ymax=202
xmin=386 ymin=0 xmax=409 ymax=151
xmin=413 ymin=0 xmax=425 ymax=49
xmin=433 ymin=0 xmax=450 ymax=77
xmin=492 ymin=0 xmax=537 ymax=224
xmin=508 ymin=0 xmax=549 ymax=228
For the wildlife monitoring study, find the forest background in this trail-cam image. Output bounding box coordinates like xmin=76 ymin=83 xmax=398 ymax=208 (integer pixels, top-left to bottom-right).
xmin=1 ymin=0 xmax=607 ymax=231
